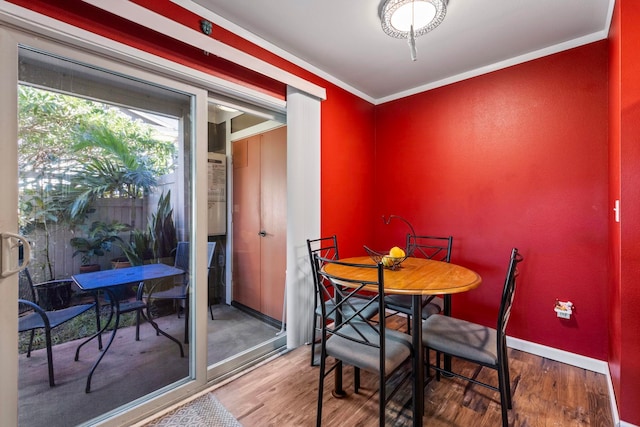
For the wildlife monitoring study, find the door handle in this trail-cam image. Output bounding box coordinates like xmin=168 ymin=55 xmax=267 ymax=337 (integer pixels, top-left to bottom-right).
xmin=1 ymin=232 xmax=31 ymax=278
xmin=258 ymin=230 xmax=267 ymax=237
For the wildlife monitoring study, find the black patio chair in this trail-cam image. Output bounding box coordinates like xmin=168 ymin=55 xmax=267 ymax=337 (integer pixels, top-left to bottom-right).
xmin=18 ymin=268 xmax=102 ymax=386
xmin=146 ymin=241 xmax=216 ymax=343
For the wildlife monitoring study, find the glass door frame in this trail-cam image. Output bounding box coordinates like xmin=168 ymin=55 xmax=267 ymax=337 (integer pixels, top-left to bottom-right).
xmin=0 ymin=26 xmax=211 ymax=426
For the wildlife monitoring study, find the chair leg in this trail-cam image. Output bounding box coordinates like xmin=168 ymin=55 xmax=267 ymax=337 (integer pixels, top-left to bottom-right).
xmin=316 ymin=349 xmax=326 ymax=427
xmin=310 ymin=315 xmax=319 ymax=366
xmin=498 ymin=365 xmax=509 ymax=427
xmin=135 ymin=309 xmax=141 ymax=341
xmin=93 ymin=302 xmax=103 ymax=350
xmin=378 ymin=364 xmax=385 ymax=427
xmin=27 ymin=330 xmax=35 ymax=357
xmin=406 ymin=313 xmax=411 ymax=334
xmin=209 ymin=304 xmax=214 ymax=320
xmin=501 ymin=343 xmax=513 ymax=408
xmin=354 ymin=367 xmax=360 ymax=393
xmin=44 ymin=328 xmax=55 ymax=387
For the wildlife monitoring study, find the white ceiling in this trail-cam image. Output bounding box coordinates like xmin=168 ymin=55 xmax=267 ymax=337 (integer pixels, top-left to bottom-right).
xmin=181 ymin=0 xmax=613 ymax=104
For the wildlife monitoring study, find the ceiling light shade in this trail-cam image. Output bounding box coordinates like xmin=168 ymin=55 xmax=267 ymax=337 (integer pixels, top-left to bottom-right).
xmin=380 ymin=0 xmax=448 ymax=39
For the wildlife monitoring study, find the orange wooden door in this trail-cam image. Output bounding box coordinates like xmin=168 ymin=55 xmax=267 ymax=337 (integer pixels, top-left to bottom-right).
xmin=259 ymin=127 xmax=287 ymax=320
xmin=232 ymin=127 xmax=286 ymax=321
xmin=232 ymin=135 xmax=262 ymax=311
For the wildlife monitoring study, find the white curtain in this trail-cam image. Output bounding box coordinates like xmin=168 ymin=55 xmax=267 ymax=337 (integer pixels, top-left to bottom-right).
xmin=285 ymin=86 xmax=321 ymax=348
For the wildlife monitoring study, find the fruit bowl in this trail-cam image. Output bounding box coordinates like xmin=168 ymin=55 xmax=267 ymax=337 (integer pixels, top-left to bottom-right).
xmin=363 ymin=246 xmax=407 ymax=270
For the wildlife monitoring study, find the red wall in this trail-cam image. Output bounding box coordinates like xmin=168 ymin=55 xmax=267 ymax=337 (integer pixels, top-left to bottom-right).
xmin=375 ymin=43 xmax=609 ymax=360
xmin=614 ymin=0 xmax=640 ymax=424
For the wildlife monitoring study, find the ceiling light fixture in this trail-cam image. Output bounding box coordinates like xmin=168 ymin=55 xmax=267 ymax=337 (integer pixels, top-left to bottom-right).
xmin=380 ymin=0 xmax=448 ymax=61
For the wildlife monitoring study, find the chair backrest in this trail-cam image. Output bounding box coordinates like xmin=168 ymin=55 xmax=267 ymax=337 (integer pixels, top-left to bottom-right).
xmin=406 ymin=234 xmax=453 ymax=262
xmin=497 ymin=248 xmax=524 ymax=336
xmin=307 ymin=236 xmax=339 ymax=305
xmin=206 ymin=242 xmax=216 ymax=269
xmin=18 ymin=269 xmax=37 ymax=316
xmin=306 ymin=235 xmax=339 ymax=266
xmin=18 ymin=269 xmax=74 ymax=312
xmin=315 ymin=254 xmax=385 ymax=348
xmin=173 ymin=241 xmax=216 ymax=282
xmin=174 ymin=241 xmax=190 ymax=271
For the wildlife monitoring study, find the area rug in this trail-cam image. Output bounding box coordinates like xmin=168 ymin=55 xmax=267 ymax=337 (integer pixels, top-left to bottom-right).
xmin=145 ymin=393 xmax=242 ymax=427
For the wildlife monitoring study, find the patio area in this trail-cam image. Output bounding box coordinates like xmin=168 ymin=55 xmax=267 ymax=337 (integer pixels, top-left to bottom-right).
xmin=18 ymin=303 xmax=279 ymax=427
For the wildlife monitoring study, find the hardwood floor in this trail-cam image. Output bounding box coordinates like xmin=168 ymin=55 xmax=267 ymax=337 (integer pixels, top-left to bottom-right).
xmin=213 ymin=316 xmax=613 ymax=427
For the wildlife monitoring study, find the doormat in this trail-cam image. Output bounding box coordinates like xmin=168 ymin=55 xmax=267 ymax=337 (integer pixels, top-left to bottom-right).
xmin=145 ymin=393 xmax=242 ymax=427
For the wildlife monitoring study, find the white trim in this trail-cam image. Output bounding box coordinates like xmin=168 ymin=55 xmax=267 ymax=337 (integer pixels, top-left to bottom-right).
xmin=230 ymin=120 xmax=283 ymax=142
xmin=170 ymin=0 xmax=374 ymax=104
xmin=0 ymin=26 xmax=20 ymax=427
xmin=507 ymin=336 xmax=628 ymax=425
xmin=507 ymin=336 xmax=607 ymax=373
xmin=606 ymin=367 xmax=622 ymax=427
xmin=376 ymin=31 xmax=611 ymax=104
xmin=172 ymin=0 xmax=614 ymax=106
xmin=81 ymin=0 xmax=326 ymax=101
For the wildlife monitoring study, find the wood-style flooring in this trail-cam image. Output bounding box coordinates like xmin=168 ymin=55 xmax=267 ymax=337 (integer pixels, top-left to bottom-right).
xmin=213 ymin=316 xmax=613 ymax=427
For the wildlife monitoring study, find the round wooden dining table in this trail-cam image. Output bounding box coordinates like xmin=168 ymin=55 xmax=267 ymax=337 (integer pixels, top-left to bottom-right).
xmin=323 ymin=256 xmax=481 ymax=427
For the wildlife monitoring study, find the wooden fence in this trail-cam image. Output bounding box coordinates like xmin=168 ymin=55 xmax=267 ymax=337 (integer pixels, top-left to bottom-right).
xmin=26 ymin=198 xmax=150 ymax=282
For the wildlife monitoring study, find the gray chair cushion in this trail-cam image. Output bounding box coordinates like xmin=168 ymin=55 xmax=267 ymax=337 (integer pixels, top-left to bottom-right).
xmin=385 ymin=294 xmax=443 ymax=318
xmin=422 ymin=314 xmax=498 ymax=366
xmin=326 ymin=324 xmax=412 ymax=376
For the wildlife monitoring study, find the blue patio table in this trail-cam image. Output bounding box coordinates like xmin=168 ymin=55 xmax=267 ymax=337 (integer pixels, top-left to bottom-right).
xmin=72 ymin=263 xmax=186 ymax=393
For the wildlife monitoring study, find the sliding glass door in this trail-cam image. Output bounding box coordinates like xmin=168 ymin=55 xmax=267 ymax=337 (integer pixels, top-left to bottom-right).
xmin=0 ymin=10 xmax=315 ymax=424
xmin=0 ymin=28 xmax=210 ymax=426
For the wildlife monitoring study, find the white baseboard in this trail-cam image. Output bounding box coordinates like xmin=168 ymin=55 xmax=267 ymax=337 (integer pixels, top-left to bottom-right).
xmin=506 ymin=336 xmax=607 ymax=373
xmin=506 ymin=336 xmax=631 ymax=427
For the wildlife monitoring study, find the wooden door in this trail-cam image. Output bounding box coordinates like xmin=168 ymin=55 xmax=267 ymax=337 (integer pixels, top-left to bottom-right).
xmin=232 ymin=127 xmax=286 ymax=321
xmin=232 ymin=135 xmax=262 ymax=311
xmin=259 ymin=127 xmax=287 ymax=320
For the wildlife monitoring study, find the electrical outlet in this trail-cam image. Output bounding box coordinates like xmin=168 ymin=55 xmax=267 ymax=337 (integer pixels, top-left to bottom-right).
xmin=554 ymin=300 xmax=573 ymax=319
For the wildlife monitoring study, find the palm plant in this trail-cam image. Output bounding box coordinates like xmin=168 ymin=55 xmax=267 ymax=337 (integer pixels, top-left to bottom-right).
xmin=118 ymin=228 xmax=154 ymax=266
xmin=68 ymin=126 xmax=158 ymax=229
xmin=150 ymin=191 xmax=178 ymax=260
xmin=70 ymin=220 xmax=131 ymax=266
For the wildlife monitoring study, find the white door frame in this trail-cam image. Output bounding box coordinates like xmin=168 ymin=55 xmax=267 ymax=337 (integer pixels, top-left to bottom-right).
xmin=0 ymin=26 xmax=210 ymax=426
xmin=0 ymin=26 xmax=20 ymax=427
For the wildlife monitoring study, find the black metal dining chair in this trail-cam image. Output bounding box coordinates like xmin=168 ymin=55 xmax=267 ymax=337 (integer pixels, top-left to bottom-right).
xmin=306 ymin=235 xmax=378 ymax=366
xmin=422 ymin=247 xmax=523 ymax=427
xmin=18 ymin=268 xmax=102 ymax=386
xmin=384 ymin=234 xmax=453 ymax=333
xmin=314 ymin=255 xmax=414 ymax=427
